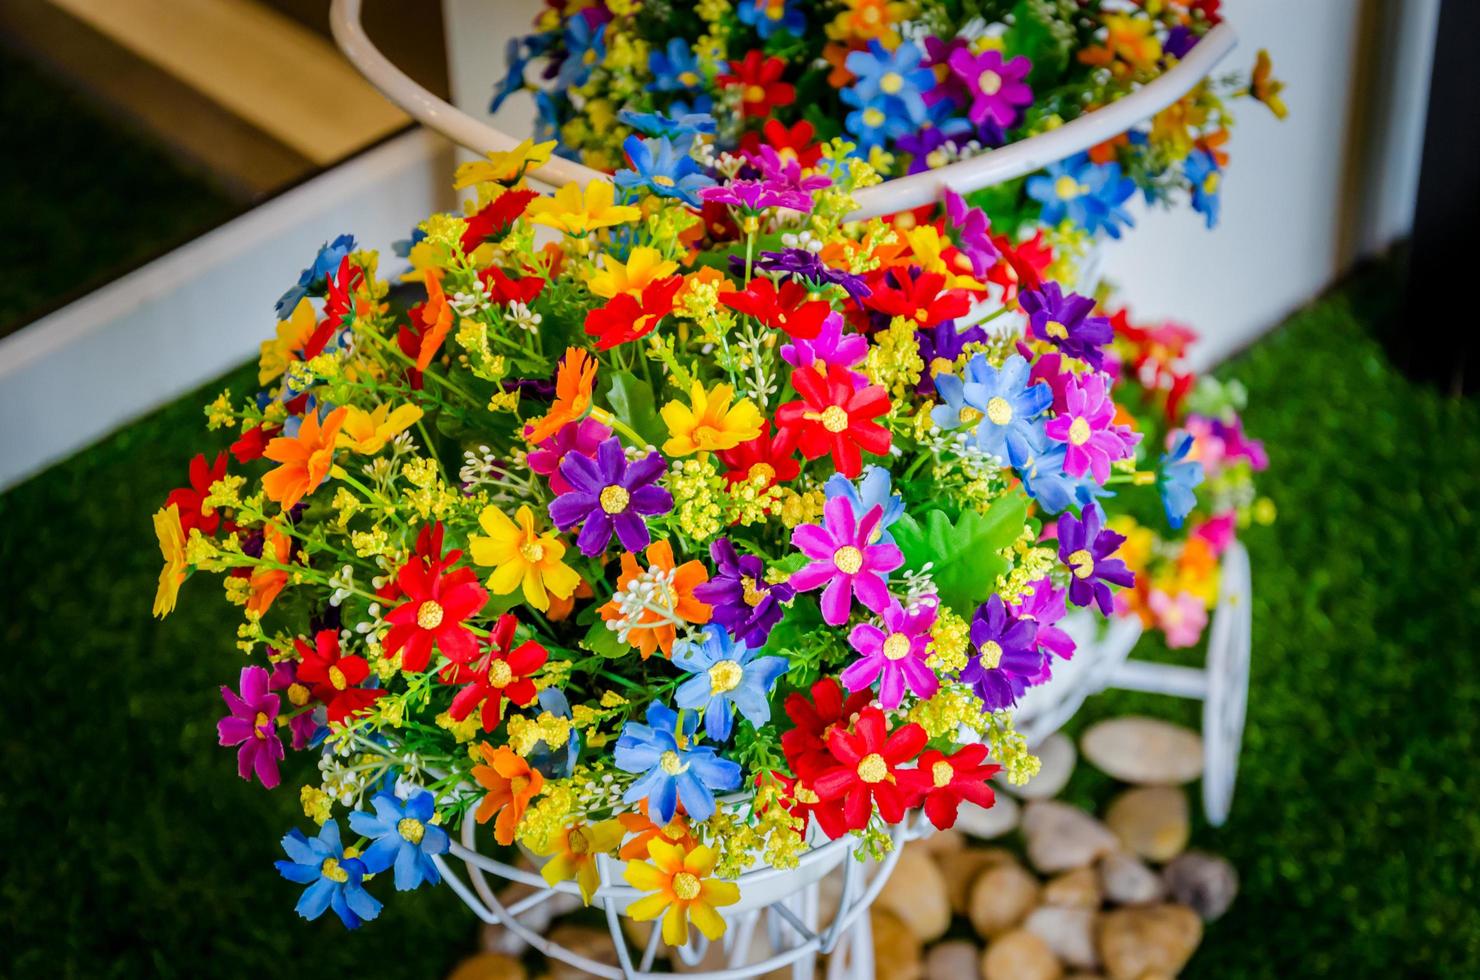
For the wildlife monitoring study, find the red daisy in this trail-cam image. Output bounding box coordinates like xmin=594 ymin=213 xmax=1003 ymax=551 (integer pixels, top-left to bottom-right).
xmin=779 ymin=677 xmax=874 ymax=781
xmin=294 ymin=629 xmax=383 ymax=725
xmin=775 ymin=365 xmax=892 ymax=478
xmin=810 ymin=705 xmax=927 ymax=833
xmin=302 ymin=256 xmax=362 ymax=360
xmin=903 ymin=743 xmax=1001 ymax=832
xmin=718 ymin=51 xmax=795 ymax=118
xmin=438 ymin=613 xmax=547 ymax=731
xmin=231 ymin=423 xmax=279 ymax=464
xmin=863 ymin=268 xmax=972 ymax=329
xmin=383 ymin=525 xmax=488 ymax=672
xmin=987 ymin=231 xmax=1053 ymax=304
xmin=460 ymin=188 xmax=538 ymax=255
xmin=583 ymin=275 xmax=684 ymax=349
xmin=482 ymin=266 xmax=547 ymax=307
xmin=715 ymin=420 xmax=801 ymax=489
xmin=718 ymin=277 xmax=830 ymax=340
xmin=166 ymin=452 xmax=229 ymax=536
xmin=740 ymin=119 xmax=822 ymax=168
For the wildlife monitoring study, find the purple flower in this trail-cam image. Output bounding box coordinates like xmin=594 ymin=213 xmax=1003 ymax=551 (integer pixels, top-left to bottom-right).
xmin=896 ymin=125 xmax=956 ymax=173
xmin=692 ymin=537 xmax=795 ymax=647
xmin=742 ymin=249 xmax=872 ymax=302
xmin=781 ymin=311 xmax=870 ymax=383
xmin=960 ymin=595 xmax=1042 ymax=710
xmin=916 ymin=319 xmax=988 ymax=394
xmin=528 ymin=415 xmax=612 ymax=495
xmin=921 ymin=36 xmax=973 ymax=111
xmin=268 ymin=659 xmax=320 ymax=750
xmin=1057 ymin=504 xmax=1135 ymax=615
xmin=700 ymin=178 xmax=813 ymax=215
xmin=549 ymin=437 xmax=672 ymax=556
xmin=1044 ymin=373 xmax=1141 ymax=483
xmin=1165 ymin=25 xmax=1198 ymax=60
xmin=217 ymin=665 xmax=284 ymax=789
xmin=841 ymin=598 xmax=941 ymax=709
xmin=1012 ymin=578 xmax=1076 ymax=684
xmin=789 ymin=496 xmax=904 ymax=625
xmin=1020 ymin=283 xmax=1113 ymax=368
xmin=943 ymin=189 xmax=1000 ymax=277
xmin=947 ymin=48 xmax=1033 ymax=129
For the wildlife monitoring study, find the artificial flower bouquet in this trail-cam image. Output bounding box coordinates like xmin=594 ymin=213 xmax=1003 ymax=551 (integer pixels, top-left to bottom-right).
xmin=151 ymin=124 xmax=1208 ymax=944
xmin=496 ymin=0 xmax=1287 ymax=237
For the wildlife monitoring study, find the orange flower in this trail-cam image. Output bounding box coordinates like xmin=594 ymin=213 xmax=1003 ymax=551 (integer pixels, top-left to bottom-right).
xmin=545 ymin=577 xmax=594 ymax=623
xmin=1196 ymin=128 xmax=1231 ymax=167
xmin=247 ymin=522 xmax=293 ymax=617
xmin=262 ymin=407 xmax=347 ymax=510
xmin=599 ymin=540 xmax=712 ymax=659
xmin=415 ymin=270 xmax=454 ymax=371
xmin=524 ymin=347 xmax=597 ymax=443
xmin=617 ymin=803 xmax=699 ymax=861
xmin=472 ymin=743 xmax=544 ymax=846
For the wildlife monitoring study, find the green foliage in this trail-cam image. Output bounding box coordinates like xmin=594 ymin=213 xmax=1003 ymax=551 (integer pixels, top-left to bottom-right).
xmin=893 ymin=491 xmax=1029 ymax=614
xmin=601 ymin=371 xmax=665 ymax=446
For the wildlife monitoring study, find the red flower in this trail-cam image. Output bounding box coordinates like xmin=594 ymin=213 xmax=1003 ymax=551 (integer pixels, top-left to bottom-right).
xmin=863 ymin=269 xmax=972 ymax=329
xmin=718 ymin=51 xmax=794 ymax=118
xmin=740 ymin=119 xmax=822 ymax=168
xmin=810 ymin=706 xmax=927 ymax=833
xmin=303 ymin=256 xmax=362 ymax=360
xmin=384 ymin=525 xmax=488 ymax=672
xmin=438 ymin=614 xmax=547 ymax=731
xmin=763 ymin=770 xmax=850 ymax=841
xmin=716 ymin=420 xmax=800 ymax=489
xmin=482 ymin=266 xmax=547 ymax=307
xmin=718 ymin=277 xmax=830 ymax=340
xmin=461 ymin=188 xmax=538 ymax=254
xmin=294 ymin=629 xmax=383 ymax=725
xmin=583 ymin=275 xmax=684 ymax=349
xmin=903 ymin=744 xmax=1001 ymax=832
xmin=231 ymin=424 xmax=279 ymax=464
xmin=780 ymin=677 xmax=873 ymax=781
xmin=166 ymin=452 xmax=229 ymax=535
xmin=775 ymin=365 xmax=892 ymax=478
xmin=987 ymin=231 xmax=1052 ymax=304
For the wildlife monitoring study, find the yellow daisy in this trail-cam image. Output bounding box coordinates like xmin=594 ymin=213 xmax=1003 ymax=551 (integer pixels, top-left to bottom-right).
xmin=336 ymin=403 xmax=424 ymax=455
xmin=526 ymin=180 xmax=641 ymax=236
xmin=586 ymin=247 xmax=679 ymax=300
xmin=531 ymin=819 xmax=625 ymax=905
xmin=468 ymin=504 xmax=580 ymax=611
xmin=623 ymin=840 xmax=740 ymax=947
xmin=660 ymin=381 xmax=763 ymax=456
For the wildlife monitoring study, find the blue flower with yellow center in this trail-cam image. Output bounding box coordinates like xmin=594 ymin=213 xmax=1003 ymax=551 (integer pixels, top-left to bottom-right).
xmin=840 ymin=41 xmax=934 ymax=149
xmin=274 ymin=819 xmax=382 ymax=929
xmin=1185 ymin=150 xmax=1222 ymax=229
xmin=932 ymin=353 xmax=1052 ymax=466
xmin=348 ymin=788 xmax=450 ymax=892
xmin=736 ymin=0 xmax=805 ymax=40
xmin=673 ymin=626 xmax=789 ymax=742
xmin=614 ymin=702 xmax=741 ymax=822
xmin=615 ymin=135 xmax=715 ymax=208
xmin=1026 ymin=153 xmax=1137 ymax=238
xmin=648 ymin=37 xmax=704 ymax=93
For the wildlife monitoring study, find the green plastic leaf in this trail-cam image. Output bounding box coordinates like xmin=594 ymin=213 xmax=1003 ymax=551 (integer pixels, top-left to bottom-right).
xmin=892 ymin=491 xmax=1030 ymax=614
xmin=601 ymin=372 xmax=666 ymax=446
xmin=581 ymin=617 xmax=627 ymax=659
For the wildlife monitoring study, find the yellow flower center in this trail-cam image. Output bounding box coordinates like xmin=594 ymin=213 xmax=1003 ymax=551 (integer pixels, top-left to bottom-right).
xmin=794 ymin=784 xmax=820 ymax=804
xmin=856 ymin=753 xmax=889 ymax=784
xmin=959 ymin=405 xmax=983 ymax=425
xmin=599 ymin=484 xmax=631 ymax=514
xmin=930 ymin=356 xmax=954 ymax=377
xmin=819 ymin=405 xmax=850 ymax=433
xmin=709 ymin=660 xmax=744 ymax=695
xmin=914 ymin=306 xmax=930 ymax=322
xmin=417 ymin=599 xmax=445 ymax=630
xmin=253 ymin=711 xmax=270 ymax=738
xmin=986 ymin=396 xmax=1014 ymax=426
xmin=978 ymin=70 xmax=1003 ymax=96
xmin=932 ymin=760 xmax=955 ymax=788
xmin=672 ymin=871 xmax=702 ymax=901
xmin=320 ymin=858 xmax=349 ymax=883
xmin=660 ymin=750 xmax=688 ymax=775
xmin=1068 ymin=417 xmax=1092 ymax=446
xmin=488 ymin=659 xmax=514 ymax=687
xmin=863 ymin=107 xmax=886 ymax=128
xmin=568 ymin=827 xmax=590 ymax=855
xmin=882 ymin=632 xmax=912 ymax=661
xmin=679 ymin=71 xmax=700 ymax=87
xmin=287 ymin=682 xmax=310 ymax=706
xmin=1068 ymin=548 xmax=1096 ymax=579
xmin=652 ymin=174 xmax=676 ymax=187
xmin=1055 ymin=175 xmax=1083 ymax=200
xmin=520 ymin=540 xmax=545 ymax=563
xmin=748 ymin=462 xmax=776 ymax=484
xmin=328 ymin=665 xmax=348 ymax=691
xmin=833 ymin=545 xmax=864 ymax=575
xmin=1203 ymin=172 xmax=1221 ymax=194
xmin=980 ymin=640 xmax=1003 ymax=670
xmin=740 ymin=576 xmax=766 ymax=607
xmin=880 ymin=71 xmax=904 ymax=95
xmin=745 ymin=84 xmax=766 ymax=104
xmin=398 ymin=817 xmax=425 ymax=845
xmin=1044 ymin=319 xmax=1069 ymax=340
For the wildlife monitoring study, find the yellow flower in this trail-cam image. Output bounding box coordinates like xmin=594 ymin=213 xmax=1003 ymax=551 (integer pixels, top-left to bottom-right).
xmin=453 ymin=138 xmax=557 ymax=189
xmin=527 ymin=180 xmax=641 ymax=236
xmin=336 ymin=403 xmax=424 ymax=455
xmin=259 ymin=298 xmax=317 ymax=385
xmin=660 ymin=381 xmax=763 ymax=456
xmin=902 ymin=225 xmax=984 ymax=291
xmin=152 ymin=504 xmax=188 ymax=618
xmin=468 ymin=504 xmax=581 ymax=611
xmin=586 ymin=246 xmax=679 ymax=300
xmin=623 ymin=840 xmax=740 ymax=947
xmin=1250 ymin=49 xmax=1288 ymax=120
xmin=532 ymin=819 xmax=625 ymax=905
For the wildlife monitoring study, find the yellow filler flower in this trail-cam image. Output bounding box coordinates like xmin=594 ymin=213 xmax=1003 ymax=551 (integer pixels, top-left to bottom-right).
xmin=660 ymin=381 xmax=763 ymax=456
xmin=623 ymin=839 xmax=739 ymax=946
xmin=469 ymin=504 xmax=581 ymax=611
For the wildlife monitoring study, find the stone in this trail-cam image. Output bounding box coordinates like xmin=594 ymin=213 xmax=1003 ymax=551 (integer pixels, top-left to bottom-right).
xmin=1081 ymin=717 xmax=1204 ymax=786
xmin=969 ymin=862 xmax=1041 ymax=939
xmin=916 ymin=828 xmax=966 ymax=857
xmin=1104 ymin=786 xmax=1190 ymax=863
xmin=1042 ymin=867 xmax=1103 ymax=910
xmin=1099 ymin=851 xmax=1166 ymax=906
xmin=876 ymin=844 xmax=953 ymax=942
xmin=1022 ymin=801 xmax=1119 ymax=873
xmin=1163 ymin=851 xmax=1240 ymax=922
xmin=871 ymin=908 xmax=925 ymax=980
xmin=545 ymin=925 xmax=621 ymax=980
xmin=956 ymin=793 xmax=1021 ymax=840
xmin=999 ymin=733 xmax=1077 ymax=800
xmin=981 ymin=929 xmax=1063 ymax=980
xmin=926 ymin=940 xmax=982 ymax=980
xmin=1096 ymin=904 xmax=1203 ymax=980
xmin=446 ymin=953 xmax=526 ymax=980
xmin=1025 ymin=905 xmax=1100 ymax=971
xmin=941 ymin=847 xmax=1016 ymax=914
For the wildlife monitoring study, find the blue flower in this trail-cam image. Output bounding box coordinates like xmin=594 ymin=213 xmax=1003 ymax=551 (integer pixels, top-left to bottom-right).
xmin=614 ymin=702 xmax=741 ymax=822
xmin=274 ymin=819 xmax=382 ymax=928
xmin=673 ymin=626 xmax=789 ymax=742
xmin=619 ymin=109 xmax=716 ymax=151
xmin=275 ymin=234 xmax=355 ymax=317
xmin=490 ymin=37 xmax=531 ymax=114
xmin=840 ymin=41 xmax=934 ymax=149
xmin=1015 ymin=436 xmax=1112 ymax=515
xmin=557 ymin=14 xmax=605 ymax=90
xmin=1157 ymin=431 xmax=1204 ymax=529
xmin=348 ymin=789 xmax=450 ymax=892
xmin=737 ymin=0 xmax=805 ymax=39
xmin=1185 ymin=150 xmax=1222 ymax=229
xmin=824 ymin=465 xmax=905 ymax=545
xmin=668 ymin=93 xmax=715 ymax=119
xmin=648 ymin=38 xmax=704 ymax=92
xmin=525 ymin=687 xmax=581 ymax=778
xmin=932 ymin=353 xmax=1052 ymax=466
xmin=614 ymin=135 xmax=715 ymax=207
xmin=1026 ymin=153 xmax=1137 ymax=238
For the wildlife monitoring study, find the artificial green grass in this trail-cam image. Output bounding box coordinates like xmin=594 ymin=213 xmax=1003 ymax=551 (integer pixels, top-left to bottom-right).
xmin=1 ymin=272 xmax=1476 ymax=976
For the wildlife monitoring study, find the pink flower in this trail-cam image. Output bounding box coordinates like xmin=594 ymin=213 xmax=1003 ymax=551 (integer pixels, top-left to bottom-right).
xmin=217 ymin=665 xmax=284 ymax=789
xmin=1193 ymin=513 xmax=1237 ymax=556
xmin=789 ymin=496 xmax=904 ymax=625
xmin=1148 ymin=589 xmax=1208 ymax=648
xmin=1044 ymin=373 xmax=1140 ymax=483
xmin=947 ymin=48 xmax=1034 ymax=128
xmin=527 ymin=416 xmax=612 ymax=495
xmin=841 ymin=598 xmax=940 ymax=709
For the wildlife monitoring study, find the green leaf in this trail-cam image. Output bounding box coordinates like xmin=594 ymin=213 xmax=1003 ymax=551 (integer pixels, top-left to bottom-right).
xmin=892 ymin=491 xmax=1030 ymax=614
xmin=601 ymin=371 xmax=666 ymax=446
xmin=581 ymin=617 xmax=627 ymax=659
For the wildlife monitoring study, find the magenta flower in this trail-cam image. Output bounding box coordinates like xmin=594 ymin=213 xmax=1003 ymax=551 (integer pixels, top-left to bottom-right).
xmin=700 ymin=178 xmax=813 ymax=215
xmin=1149 ymin=589 xmax=1209 ymax=648
xmin=218 ymin=665 xmax=284 ymax=789
xmin=789 ymin=496 xmax=904 ymax=625
xmin=780 ymin=311 xmax=869 ymax=383
xmin=841 ymin=598 xmax=941 ymax=708
xmin=1020 ymin=343 xmax=1074 ymax=413
xmin=947 ymin=49 xmax=1033 ymax=129
xmin=527 ymin=416 xmax=612 ymax=495
xmin=1044 ymin=372 xmax=1141 ymax=483
xmin=943 ymin=188 xmax=999 ymax=277
xmin=1012 ymin=577 xmax=1076 ymax=685
xmin=268 ymin=658 xmax=320 ymax=750
xmin=744 ymin=146 xmax=832 ymax=194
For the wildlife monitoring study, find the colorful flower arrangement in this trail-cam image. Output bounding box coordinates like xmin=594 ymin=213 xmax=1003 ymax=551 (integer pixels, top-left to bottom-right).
xmin=151 ymin=122 xmax=1233 ymax=941
xmin=496 ymin=0 xmax=1286 ymax=235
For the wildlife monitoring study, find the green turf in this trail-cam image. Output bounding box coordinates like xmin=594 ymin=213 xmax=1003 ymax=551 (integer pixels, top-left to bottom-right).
xmin=1 ymin=272 xmax=1476 ymax=976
